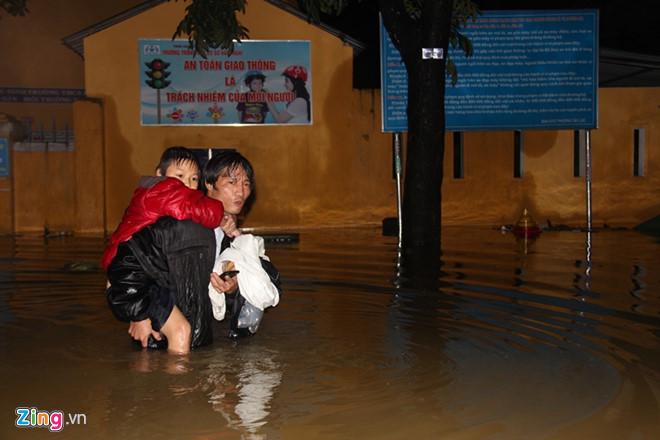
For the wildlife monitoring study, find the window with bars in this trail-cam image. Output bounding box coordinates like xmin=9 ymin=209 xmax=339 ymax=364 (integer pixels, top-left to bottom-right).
xmin=633 ymin=128 xmax=646 ymax=177
xmin=514 ymin=130 xmax=523 ymax=178
xmin=573 ymin=130 xmax=585 ymax=178
xmin=453 ymin=132 xmax=464 ymax=179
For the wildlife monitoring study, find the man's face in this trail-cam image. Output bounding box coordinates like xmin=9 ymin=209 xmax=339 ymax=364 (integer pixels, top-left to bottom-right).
xmin=158 ymin=160 xmax=200 ymax=189
xmin=205 ymin=165 xmax=252 ymax=215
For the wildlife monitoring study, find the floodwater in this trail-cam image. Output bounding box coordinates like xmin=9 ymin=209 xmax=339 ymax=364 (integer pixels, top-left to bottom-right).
xmin=1 ymin=226 xmax=659 ymax=439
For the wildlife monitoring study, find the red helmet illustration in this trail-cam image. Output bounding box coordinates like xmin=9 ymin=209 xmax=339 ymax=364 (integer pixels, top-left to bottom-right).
xmin=282 ymin=65 xmax=308 ymax=82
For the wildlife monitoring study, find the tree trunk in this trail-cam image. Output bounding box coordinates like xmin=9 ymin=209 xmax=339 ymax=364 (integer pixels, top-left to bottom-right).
xmin=397 ymin=1 xmax=453 ymax=286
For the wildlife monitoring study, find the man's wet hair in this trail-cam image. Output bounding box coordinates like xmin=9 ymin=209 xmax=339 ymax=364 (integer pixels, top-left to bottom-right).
xmin=203 ymin=151 xmax=255 ymax=191
xmin=156 ymin=146 xmax=200 ymax=175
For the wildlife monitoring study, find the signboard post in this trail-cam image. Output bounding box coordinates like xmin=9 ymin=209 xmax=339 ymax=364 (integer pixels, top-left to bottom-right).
xmin=379 ymin=15 xmax=407 ymax=242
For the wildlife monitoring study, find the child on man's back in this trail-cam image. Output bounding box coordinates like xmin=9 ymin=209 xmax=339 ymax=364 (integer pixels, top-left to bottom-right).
xmin=101 ymin=146 xmax=223 ymax=269
xmin=103 ymin=147 xmax=224 ymax=353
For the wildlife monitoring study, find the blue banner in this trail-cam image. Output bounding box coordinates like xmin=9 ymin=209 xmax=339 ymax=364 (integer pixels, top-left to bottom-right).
xmin=379 ymin=16 xmax=408 ymax=132
xmin=380 ymin=10 xmax=599 ymax=132
xmin=139 ymin=40 xmax=312 ymax=125
xmin=0 ymin=138 xmax=9 ymax=177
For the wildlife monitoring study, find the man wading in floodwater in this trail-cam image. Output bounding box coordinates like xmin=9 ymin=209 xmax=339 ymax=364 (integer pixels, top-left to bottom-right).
xmin=105 ymin=149 xmax=280 ymax=352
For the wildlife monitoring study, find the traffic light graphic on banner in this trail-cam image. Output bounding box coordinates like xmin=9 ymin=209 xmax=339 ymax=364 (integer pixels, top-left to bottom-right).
xmin=145 ymin=58 xmax=171 ymax=89
xmin=144 ymin=58 xmax=171 ymax=123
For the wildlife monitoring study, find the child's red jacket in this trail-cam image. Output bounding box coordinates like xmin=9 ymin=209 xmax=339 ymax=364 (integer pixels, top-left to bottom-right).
xmin=101 ymin=176 xmax=223 ymax=269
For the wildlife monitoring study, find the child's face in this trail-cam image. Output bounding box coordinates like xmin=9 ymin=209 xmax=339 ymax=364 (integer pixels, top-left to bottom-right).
xmin=160 ymin=160 xmax=200 ymax=189
xmin=249 ymin=78 xmax=264 ymax=92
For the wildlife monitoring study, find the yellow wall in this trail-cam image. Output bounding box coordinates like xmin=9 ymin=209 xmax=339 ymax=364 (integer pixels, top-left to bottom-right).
xmin=0 ymin=0 xmax=145 ymax=233
xmin=0 ymin=0 xmax=644 ymax=234
xmin=442 ymin=87 xmax=660 ymax=227
xmin=73 ymin=99 xmax=105 ymax=234
xmin=84 ymin=0 xmax=395 ymax=232
xmin=0 ymin=0 xmax=144 ymax=129
xmin=1 ymin=1 xmax=659 ymax=234
xmin=83 ymin=1 xmax=660 ymax=231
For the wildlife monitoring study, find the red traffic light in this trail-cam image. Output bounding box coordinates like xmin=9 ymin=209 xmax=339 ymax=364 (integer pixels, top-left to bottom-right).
xmin=145 ymin=58 xmax=170 ymax=71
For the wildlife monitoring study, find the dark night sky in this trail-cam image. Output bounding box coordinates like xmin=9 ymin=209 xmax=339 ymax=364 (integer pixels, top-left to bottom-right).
xmin=321 ymin=0 xmax=660 ymax=88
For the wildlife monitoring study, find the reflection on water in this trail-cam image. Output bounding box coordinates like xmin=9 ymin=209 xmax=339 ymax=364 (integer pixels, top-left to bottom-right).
xmin=0 ymin=227 xmax=659 ymax=439
xmin=203 ymin=349 xmax=282 ymax=438
xmin=124 ymin=346 xmax=282 ymax=440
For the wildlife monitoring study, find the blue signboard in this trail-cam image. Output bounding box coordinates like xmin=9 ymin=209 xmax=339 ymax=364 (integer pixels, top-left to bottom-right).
xmin=139 ymin=40 xmax=312 ymax=126
xmin=380 ymin=10 xmax=599 ymax=132
xmin=379 ymin=17 xmax=409 ymax=132
xmin=0 ymin=138 xmax=9 ymax=177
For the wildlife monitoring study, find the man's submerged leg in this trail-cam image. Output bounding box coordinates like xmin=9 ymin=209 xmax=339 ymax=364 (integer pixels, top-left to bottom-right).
xmin=154 ymin=218 xmax=216 ymax=348
xmin=159 ymin=305 xmax=191 ymax=354
xmin=107 ymin=243 xmax=171 ymax=350
xmin=120 ymin=217 xmax=216 ymax=352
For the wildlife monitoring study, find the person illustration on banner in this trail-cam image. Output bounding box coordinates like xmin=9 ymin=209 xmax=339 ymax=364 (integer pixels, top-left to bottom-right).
xmin=267 ymin=65 xmax=311 ymax=124
xmin=236 ymin=70 xmax=269 ymax=124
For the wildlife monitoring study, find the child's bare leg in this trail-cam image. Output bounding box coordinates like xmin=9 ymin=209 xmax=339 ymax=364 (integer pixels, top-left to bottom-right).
xmin=159 ymin=305 xmax=191 ymax=354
